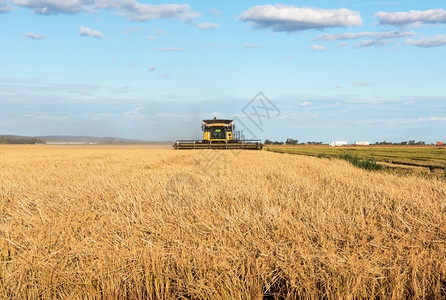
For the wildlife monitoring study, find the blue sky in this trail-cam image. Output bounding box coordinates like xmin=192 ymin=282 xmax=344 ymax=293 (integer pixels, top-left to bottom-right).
xmin=1 ymin=0 xmax=445 ymax=143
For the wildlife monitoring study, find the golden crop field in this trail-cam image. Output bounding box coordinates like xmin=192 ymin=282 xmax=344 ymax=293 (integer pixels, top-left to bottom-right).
xmin=0 ymin=145 xmax=445 ymax=299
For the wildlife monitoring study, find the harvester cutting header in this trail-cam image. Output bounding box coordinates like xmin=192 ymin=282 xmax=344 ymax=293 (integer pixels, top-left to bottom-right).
xmin=174 ymin=118 xmax=263 ymax=150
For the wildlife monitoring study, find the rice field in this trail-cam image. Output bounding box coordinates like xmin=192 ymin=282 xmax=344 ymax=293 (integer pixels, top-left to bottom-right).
xmin=0 ymin=145 xmax=445 ymax=299
xmin=267 ymin=145 xmax=446 ymax=177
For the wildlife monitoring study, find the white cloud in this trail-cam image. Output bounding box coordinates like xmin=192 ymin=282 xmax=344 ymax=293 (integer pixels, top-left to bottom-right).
xmin=240 ymin=4 xmax=362 ymax=32
xmin=301 ymin=101 xmax=311 ymax=107
xmin=25 ymin=32 xmax=46 ymax=39
xmin=315 ymin=31 xmax=415 ymax=41
xmin=96 ymin=1 xmax=200 ymax=21
xmin=0 ymin=0 xmax=12 ymax=13
xmin=209 ymin=8 xmax=221 ymax=17
xmin=159 ymin=74 xmax=171 ymax=78
xmin=124 ymin=27 xmax=141 ymax=34
xmin=193 ymin=42 xmax=219 ymax=48
xmin=156 ymin=47 xmax=183 ymax=51
xmin=195 ymin=22 xmax=220 ymax=30
xmin=148 ymin=66 xmax=156 ymax=72
xmin=355 ymin=39 xmax=388 ymax=48
xmin=309 ymin=44 xmax=328 ymax=51
xmin=153 ymin=29 xmax=167 ymax=36
xmin=13 ymin=0 xmax=200 ymax=21
xmin=14 ymin=0 xmax=90 ymax=14
xmin=418 ymin=116 xmax=446 ymax=122
xmin=352 ymin=82 xmax=373 ymax=86
xmin=155 ymin=113 xmax=181 ymax=118
xmin=242 ymin=44 xmax=262 ymax=48
xmin=338 ymin=42 xmax=348 ymax=47
xmin=405 ymin=35 xmax=446 ymax=48
xmin=79 ymin=25 xmax=103 ymax=38
xmin=376 ymin=9 xmax=446 ymax=26
xmin=110 ymin=86 xmax=132 ymax=94
xmin=123 ymin=107 xmax=145 ymax=120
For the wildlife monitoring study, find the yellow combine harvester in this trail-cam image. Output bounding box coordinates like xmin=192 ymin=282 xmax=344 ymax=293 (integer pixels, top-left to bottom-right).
xmin=173 ymin=118 xmax=263 ymax=150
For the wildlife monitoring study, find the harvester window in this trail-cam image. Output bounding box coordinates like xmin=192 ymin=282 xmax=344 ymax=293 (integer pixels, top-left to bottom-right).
xmin=211 ymin=127 xmax=225 ymax=139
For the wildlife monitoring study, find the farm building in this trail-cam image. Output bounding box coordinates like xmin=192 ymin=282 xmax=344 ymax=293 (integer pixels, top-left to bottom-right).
xmin=329 ymin=141 xmax=348 ymax=147
xmin=354 ymin=141 xmax=370 ymax=146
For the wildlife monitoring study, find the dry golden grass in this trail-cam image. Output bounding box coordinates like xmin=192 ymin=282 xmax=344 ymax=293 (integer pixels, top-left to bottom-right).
xmin=0 ymin=145 xmax=445 ymax=299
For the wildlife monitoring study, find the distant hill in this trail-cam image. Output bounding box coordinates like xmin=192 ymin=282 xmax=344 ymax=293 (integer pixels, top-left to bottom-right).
xmin=0 ymin=135 xmax=46 ymax=144
xmin=38 ymin=136 xmax=173 ymax=144
xmin=0 ymin=135 xmax=173 ymax=145
xmin=39 ymin=135 xmax=143 ymax=143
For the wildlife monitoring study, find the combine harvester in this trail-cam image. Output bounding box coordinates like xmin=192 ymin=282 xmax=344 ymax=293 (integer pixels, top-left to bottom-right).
xmin=174 ymin=118 xmax=263 ymax=150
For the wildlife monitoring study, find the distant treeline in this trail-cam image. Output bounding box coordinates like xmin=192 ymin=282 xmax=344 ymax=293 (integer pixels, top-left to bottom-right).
xmin=265 ymin=139 xmax=439 ymax=146
xmin=264 ymin=138 xmax=301 ymax=145
xmin=0 ymin=136 xmax=46 ymax=144
xmin=374 ymin=140 xmax=426 ymax=145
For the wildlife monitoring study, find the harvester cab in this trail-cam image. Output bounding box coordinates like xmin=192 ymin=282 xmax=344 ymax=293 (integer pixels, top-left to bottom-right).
xmin=202 ymin=118 xmax=233 ymax=142
xmin=174 ymin=118 xmax=263 ymax=150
